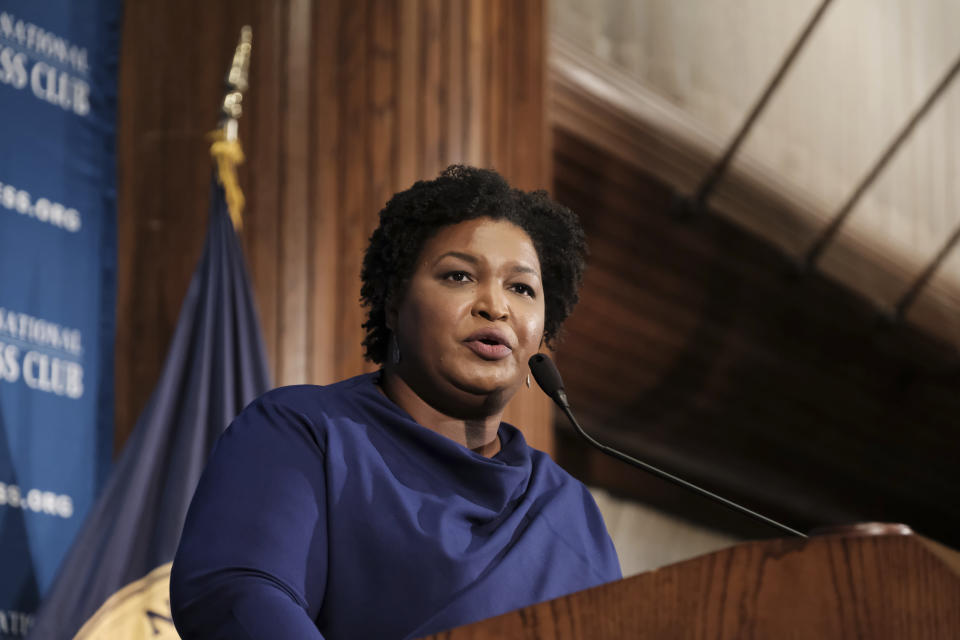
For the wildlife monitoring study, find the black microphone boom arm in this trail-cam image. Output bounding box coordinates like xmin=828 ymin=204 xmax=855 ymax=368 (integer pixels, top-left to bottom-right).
xmin=528 ymin=353 xmax=807 ymax=539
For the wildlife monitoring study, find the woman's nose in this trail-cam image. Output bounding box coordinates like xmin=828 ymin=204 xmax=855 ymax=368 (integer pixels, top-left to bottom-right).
xmin=473 ymin=283 xmax=508 ymax=321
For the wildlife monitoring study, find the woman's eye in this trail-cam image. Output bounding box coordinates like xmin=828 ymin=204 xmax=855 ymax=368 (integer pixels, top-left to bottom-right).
xmin=444 ymin=271 xmax=471 ymax=283
xmin=511 ymin=283 xmax=536 ymax=297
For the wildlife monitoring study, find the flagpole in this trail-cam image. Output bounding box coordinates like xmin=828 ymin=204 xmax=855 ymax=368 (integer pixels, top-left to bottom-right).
xmin=212 ymin=26 xmax=252 ymax=230
xmin=221 ymin=25 xmax=252 ymax=141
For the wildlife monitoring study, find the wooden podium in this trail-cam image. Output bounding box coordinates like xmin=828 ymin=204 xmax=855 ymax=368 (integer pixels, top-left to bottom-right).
xmin=421 ymin=527 xmax=960 ymax=639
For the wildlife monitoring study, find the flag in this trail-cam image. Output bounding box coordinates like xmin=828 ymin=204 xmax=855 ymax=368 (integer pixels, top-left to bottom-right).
xmin=27 ymin=143 xmax=271 ymax=638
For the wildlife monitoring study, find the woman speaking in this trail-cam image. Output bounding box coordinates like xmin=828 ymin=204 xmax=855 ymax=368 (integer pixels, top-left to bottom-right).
xmin=170 ymin=166 xmax=621 ymax=639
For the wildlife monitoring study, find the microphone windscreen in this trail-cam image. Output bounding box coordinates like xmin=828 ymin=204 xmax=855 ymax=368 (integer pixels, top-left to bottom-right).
xmin=528 ymin=353 xmax=565 ymax=398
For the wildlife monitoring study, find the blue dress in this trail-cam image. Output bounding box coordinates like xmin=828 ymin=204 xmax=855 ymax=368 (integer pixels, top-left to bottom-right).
xmin=170 ymin=372 xmax=621 ymax=639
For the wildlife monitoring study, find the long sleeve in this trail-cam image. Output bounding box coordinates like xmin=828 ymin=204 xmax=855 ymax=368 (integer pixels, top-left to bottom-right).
xmin=170 ymin=397 xmax=328 ymax=639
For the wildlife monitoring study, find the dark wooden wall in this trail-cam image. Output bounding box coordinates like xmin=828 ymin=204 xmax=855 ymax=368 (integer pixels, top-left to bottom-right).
xmin=115 ymin=0 xmax=553 ymax=453
xmin=551 ymin=129 xmax=960 ymax=547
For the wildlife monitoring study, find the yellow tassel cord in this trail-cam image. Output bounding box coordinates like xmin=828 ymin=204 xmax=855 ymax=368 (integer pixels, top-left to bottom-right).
xmin=209 ymin=130 xmax=246 ymax=231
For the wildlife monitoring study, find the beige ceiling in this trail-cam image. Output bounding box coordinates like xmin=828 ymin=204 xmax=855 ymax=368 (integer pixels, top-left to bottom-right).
xmin=551 ymin=0 xmax=960 ymax=347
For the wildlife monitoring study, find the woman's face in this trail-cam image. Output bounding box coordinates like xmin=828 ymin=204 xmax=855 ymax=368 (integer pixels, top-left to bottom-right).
xmin=390 ymin=217 xmax=545 ymax=416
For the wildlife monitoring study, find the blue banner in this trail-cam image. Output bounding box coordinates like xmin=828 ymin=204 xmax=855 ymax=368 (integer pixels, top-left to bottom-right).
xmin=0 ymin=2 xmax=121 ymax=637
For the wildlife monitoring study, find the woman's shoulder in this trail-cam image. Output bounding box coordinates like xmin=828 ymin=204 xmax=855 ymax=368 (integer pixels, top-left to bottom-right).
xmin=501 ymin=427 xmax=595 ymax=501
xmin=515 ymin=440 xmax=622 ymax=580
xmin=528 ymin=446 xmax=594 ymax=500
xmin=253 ymin=371 xmax=379 ymax=412
xmin=224 ymin=372 xmax=382 ymax=446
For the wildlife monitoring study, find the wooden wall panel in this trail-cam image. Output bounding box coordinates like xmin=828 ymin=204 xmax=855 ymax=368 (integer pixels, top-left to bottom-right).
xmin=308 ymin=0 xmax=341 ymax=386
xmin=243 ymin=2 xmax=283 ymax=386
xmin=116 ymin=0 xmax=554 ymax=453
xmin=334 ymin=0 xmax=372 ymax=382
xmin=279 ymin=0 xmax=313 ymax=385
xmin=552 ymin=129 xmax=960 ymax=547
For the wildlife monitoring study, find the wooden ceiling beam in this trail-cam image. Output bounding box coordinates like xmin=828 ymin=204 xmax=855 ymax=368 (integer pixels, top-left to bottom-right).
xmin=549 ymin=36 xmax=960 ymax=352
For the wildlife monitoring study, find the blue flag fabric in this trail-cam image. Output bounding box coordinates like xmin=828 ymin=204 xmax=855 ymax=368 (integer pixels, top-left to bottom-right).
xmin=28 ymin=178 xmax=271 ymax=639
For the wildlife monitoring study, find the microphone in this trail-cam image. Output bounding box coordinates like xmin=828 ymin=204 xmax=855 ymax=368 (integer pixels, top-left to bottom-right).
xmin=528 ymin=353 xmax=807 ymax=539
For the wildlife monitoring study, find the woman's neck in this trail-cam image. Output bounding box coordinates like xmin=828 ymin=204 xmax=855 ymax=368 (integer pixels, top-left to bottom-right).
xmin=378 ymin=369 xmax=502 ymax=457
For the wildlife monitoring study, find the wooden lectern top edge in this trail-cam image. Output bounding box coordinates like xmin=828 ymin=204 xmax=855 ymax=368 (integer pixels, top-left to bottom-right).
xmin=809 ymin=521 xmax=914 ymax=537
xmin=916 ymin=534 xmax=960 ymax=577
xmin=421 ymin=527 xmax=960 ymax=639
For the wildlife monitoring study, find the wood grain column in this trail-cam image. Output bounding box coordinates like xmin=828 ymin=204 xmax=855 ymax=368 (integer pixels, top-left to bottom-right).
xmin=116 ymin=0 xmax=554 ymax=453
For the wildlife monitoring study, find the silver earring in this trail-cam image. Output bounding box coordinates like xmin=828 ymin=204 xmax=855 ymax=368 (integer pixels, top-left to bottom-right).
xmin=390 ymin=334 xmax=401 ymax=364
xmin=526 ymin=374 xmax=531 ymax=388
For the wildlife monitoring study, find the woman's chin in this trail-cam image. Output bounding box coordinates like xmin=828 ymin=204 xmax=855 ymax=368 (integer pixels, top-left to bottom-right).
xmin=447 ymin=367 xmax=519 ymax=400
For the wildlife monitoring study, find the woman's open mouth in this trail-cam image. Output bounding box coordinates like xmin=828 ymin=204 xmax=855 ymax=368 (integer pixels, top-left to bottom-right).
xmin=463 ymin=331 xmax=513 ymax=360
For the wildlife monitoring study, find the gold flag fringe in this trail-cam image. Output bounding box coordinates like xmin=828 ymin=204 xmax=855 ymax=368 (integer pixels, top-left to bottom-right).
xmin=209 ymin=129 xmax=246 ymax=231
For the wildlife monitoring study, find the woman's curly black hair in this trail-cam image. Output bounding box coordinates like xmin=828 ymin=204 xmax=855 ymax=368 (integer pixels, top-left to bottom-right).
xmin=360 ymin=165 xmax=587 ymax=364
